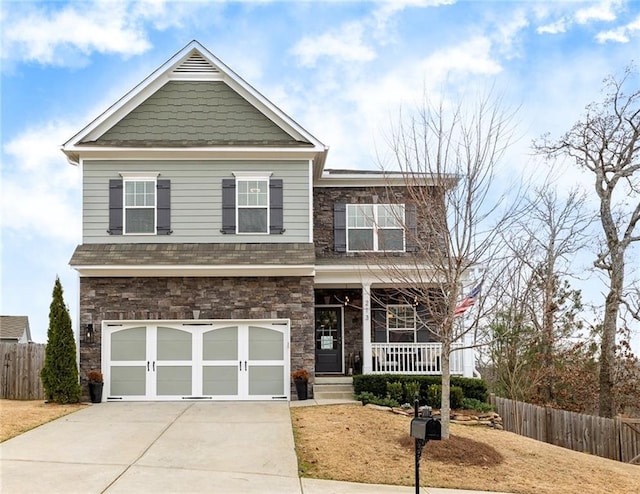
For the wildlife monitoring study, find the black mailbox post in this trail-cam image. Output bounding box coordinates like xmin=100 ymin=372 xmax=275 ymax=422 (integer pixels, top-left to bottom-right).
xmin=410 ymin=399 xmax=441 ymax=494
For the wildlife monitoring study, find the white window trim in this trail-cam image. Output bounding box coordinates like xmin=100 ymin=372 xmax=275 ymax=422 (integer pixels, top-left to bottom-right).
xmin=386 ymin=304 xmax=417 ymax=342
xmin=346 ymin=203 xmax=406 ymax=252
xmin=233 ymin=172 xmax=272 ymax=235
xmin=122 ymin=176 xmax=157 ymax=236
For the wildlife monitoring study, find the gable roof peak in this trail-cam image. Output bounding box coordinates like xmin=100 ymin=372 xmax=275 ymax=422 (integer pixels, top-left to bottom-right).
xmin=61 ymin=39 xmax=328 ymax=168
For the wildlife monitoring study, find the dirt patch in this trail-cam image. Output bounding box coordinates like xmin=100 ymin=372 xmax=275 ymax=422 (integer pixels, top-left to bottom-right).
xmin=291 ymin=404 xmax=640 ymax=494
xmin=0 ymin=400 xmax=86 ymax=442
xmin=398 ymin=433 xmax=503 ymax=466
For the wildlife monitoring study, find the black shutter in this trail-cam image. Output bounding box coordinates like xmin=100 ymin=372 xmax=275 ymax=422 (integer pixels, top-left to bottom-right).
xmin=108 ymin=179 xmax=123 ymax=235
xmin=221 ymin=178 xmax=236 ymax=234
xmin=156 ymin=179 xmax=171 ymax=235
xmin=334 ymin=203 xmax=347 ymax=252
xmin=269 ymin=179 xmax=284 ymax=234
xmin=405 ymin=203 xmax=418 ymax=252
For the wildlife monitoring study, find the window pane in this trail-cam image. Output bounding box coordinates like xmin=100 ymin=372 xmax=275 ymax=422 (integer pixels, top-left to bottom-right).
xmin=238 ymin=208 xmax=267 ymax=233
xmin=388 ymin=330 xmax=415 ymax=343
xmin=126 ymin=209 xmax=155 ymax=233
xmin=379 ymin=229 xmax=404 ymax=251
xmin=378 ymin=204 xmax=403 ymax=227
xmin=347 ymin=204 xmax=373 ymax=228
xmin=125 ymin=180 xmax=155 ymax=206
xmin=238 ymin=180 xmax=267 ymax=206
xmin=348 ymin=229 xmax=373 ymax=250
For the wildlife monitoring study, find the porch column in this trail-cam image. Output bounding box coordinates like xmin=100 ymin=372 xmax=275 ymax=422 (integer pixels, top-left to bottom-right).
xmin=462 ymin=330 xmax=475 ymax=378
xmin=362 ymin=283 xmax=372 ymax=374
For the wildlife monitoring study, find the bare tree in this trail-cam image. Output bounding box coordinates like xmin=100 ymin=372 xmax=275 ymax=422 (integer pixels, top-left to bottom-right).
xmin=511 ymin=187 xmax=592 ymax=402
xmin=372 ymin=90 xmax=521 ymax=438
xmin=535 ymin=68 xmax=640 ymax=417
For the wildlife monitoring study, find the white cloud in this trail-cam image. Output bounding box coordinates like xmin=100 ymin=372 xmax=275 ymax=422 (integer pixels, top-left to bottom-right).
xmin=575 ymin=0 xmax=621 ymax=24
xmin=537 ymin=18 xmax=568 ymax=34
xmin=420 ymin=36 xmax=502 ymax=78
xmin=0 ymin=0 xmax=205 ymax=67
xmin=1 ymin=1 xmax=149 ymax=66
xmin=291 ymin=22 xmax=377 ymax=67
xmin=596 ymin=14 xmax=640 ymax=43
xmin=1 ymin=121 xmax=81 ymax=242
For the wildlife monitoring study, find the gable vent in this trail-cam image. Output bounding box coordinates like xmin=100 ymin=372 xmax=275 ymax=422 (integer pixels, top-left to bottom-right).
xmin=173 ymin=52 xmax=219 ymax=74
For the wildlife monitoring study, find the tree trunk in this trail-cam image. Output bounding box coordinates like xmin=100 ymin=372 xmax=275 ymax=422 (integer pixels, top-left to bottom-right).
xmin=599 ymin=250 xmax=623 ymax=418
xmin=441 ymin=339 xmax=451 ymax=440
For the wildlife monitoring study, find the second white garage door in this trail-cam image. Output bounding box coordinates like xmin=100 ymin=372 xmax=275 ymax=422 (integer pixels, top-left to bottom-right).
xmin=102 ymin=319 xmax=290 ymax=401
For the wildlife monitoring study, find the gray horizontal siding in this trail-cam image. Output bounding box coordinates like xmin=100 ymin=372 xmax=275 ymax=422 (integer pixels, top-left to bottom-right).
xmin=83 ymin=160 xmax=311 ymax=244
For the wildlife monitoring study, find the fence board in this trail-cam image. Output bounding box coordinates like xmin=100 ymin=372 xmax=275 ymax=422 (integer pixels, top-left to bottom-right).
xmin=490 ymin=394 xmax=640 ymax=464
xmin=0 ymin=343 xmax=45 ymax=400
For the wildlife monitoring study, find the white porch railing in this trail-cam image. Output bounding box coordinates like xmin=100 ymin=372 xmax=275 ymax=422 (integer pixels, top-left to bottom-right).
xmin=370 ymin=342 xmax=464 ymax=375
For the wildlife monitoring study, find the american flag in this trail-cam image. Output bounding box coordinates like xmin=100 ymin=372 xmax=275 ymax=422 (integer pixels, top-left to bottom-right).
xmin=453 ymin=282 xmax=482 ymax=317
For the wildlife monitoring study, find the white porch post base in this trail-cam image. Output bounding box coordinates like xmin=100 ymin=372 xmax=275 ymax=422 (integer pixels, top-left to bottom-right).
xmin=362 ymin=283 xmax=372 ymax=374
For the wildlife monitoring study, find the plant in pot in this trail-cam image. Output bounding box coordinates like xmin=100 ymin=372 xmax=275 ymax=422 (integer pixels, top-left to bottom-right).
xmin=291 ymin=368 xmax=309 ymax=400
xmin=87 ymin=370 xmax=104 ymax=403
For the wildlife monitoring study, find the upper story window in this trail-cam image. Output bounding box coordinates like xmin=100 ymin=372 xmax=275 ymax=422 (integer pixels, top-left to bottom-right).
xmin=237 ymin=178 xmax=269 ymax=233
xmin=108 ymin=175 xmax=171 ymax=236
xmin=387 ymin=304 xmax=417 ymax=342
xmin=124 ymin=179 xmax=156 ymax=234
xmin=346 ymin=204 xmax=405 ymax=251
xmin=221 ymin=172 xmax=284 ymax=235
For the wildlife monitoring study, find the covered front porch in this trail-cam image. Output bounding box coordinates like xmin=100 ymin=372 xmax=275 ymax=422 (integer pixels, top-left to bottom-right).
xmin=313 ymin=284 xmax=476 ymax=378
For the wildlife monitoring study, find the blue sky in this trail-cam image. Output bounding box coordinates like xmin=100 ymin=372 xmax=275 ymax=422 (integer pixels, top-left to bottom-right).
xmin=1 ymin=0 xmax=639 ymax=349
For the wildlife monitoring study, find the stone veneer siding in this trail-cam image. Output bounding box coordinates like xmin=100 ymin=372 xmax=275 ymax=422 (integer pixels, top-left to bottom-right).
xmin=79 ymin=276 xmax=314 ymax=400
xmin=313 ymin=185 xmax=442 ymax=259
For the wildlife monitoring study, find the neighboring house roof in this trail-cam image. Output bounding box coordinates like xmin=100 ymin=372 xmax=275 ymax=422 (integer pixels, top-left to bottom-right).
xmin=0 ymin=316 xmax=32 ymax=342
xmin=61 ymin=40 xmax=328 ymax=175
xmin=69 ymin=243 xmax=316 ymax=277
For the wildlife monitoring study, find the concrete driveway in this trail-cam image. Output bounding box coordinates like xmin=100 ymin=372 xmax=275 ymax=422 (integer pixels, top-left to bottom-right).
xmin=0 ymin=401 xmax=300 ymax=494
xmin=0 ymin=401 xmax=512 ymax=494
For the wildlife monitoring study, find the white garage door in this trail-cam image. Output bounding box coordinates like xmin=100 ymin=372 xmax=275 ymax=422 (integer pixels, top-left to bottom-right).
xmin=102 ymin=319 xmax=290 ymax=401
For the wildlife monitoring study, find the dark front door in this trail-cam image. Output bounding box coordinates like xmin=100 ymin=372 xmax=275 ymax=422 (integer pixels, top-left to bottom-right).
xmin=315 ymin=307 xmax=343 ymax=373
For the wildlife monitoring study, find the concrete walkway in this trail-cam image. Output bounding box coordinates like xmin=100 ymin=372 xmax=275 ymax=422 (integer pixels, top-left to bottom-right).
xmin=0 ymin=401 xmax=511 ymax=494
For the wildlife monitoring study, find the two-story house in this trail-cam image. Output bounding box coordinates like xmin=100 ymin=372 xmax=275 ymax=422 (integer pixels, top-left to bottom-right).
xmin=62 ymin=40 xmax=476 ymax=402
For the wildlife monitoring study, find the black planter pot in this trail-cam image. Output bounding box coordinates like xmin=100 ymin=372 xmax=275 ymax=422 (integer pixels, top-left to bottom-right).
xmin=294 ymin=379 xmax=308 ymax=400
xmin=89 ymin=382 xmax=103 ymax=403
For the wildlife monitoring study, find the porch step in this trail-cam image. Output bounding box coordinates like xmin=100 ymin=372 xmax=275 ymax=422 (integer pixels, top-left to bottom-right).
xmin=314 ymin=376 xmax=353 ymax=385
xmin=313 ymin=376 xmax=355 ymax=400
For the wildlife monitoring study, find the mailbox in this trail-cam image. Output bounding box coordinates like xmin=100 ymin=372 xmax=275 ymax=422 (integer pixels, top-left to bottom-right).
xmin=410 ymin=417 xmax=442 ymax=441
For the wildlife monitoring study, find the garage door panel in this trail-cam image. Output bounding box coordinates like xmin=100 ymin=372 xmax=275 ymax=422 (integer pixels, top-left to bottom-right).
xmin=157 ymin=366 xmax=192 ymax=396
xmin=157 ymin=327 xmax=192 ymax=361
xmin=248 ymin=326 xmax=284 ymax=360
xmin=111 ymin=326 xmax=146 ymax=361
xmin=203 ymin=366 xmax=238 ymax=395
xmin=111 ymin=366 xmax=146 ymax=396
xmin=203 ymin=326 xmax=238 ymax=360
xmin=248 ymin=365 xmax=285 ymax=396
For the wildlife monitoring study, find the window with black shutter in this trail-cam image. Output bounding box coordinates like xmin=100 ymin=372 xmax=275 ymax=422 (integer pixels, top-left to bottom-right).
xmin=221 ymin=175 xmax=284 ymax=234
xmin=108 ymin=176 xmax=171 ymax=235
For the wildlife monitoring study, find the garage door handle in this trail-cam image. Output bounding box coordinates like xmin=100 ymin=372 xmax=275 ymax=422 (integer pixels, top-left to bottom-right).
xmin=244 ymin=360 xmax=247 ymax=371
xmin=153 ymin=361 xmax=155 ymax=371
xmin=147 ymin=361 xmax=150 ymax=371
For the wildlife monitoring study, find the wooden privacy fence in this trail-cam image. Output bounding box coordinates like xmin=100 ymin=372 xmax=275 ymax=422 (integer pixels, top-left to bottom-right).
xmin=0 ymin=343 xmax=45 ymax=400
xmin=490 ymin=395 xmax=640 ymax=464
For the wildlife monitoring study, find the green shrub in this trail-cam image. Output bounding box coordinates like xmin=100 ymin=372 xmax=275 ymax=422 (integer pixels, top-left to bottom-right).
xmin=386 ymin=381 xmax=404 ymax=403
xmin=425 ymin=384 xmax=464 ymax=409
xmin=426 ymin=384 xmax=441 ymax=407
xmin=355 ymin=391 xmax=399 ymax=408
xmin=404 ymin=381 xmax=421 ymax=403
xmin=461 ymin=397 xmax=494 ymax=413
xmin=450 ymin=386 xmax=464 ymax=409
xmin=353 ymin=374 xmax=487 ymax=405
